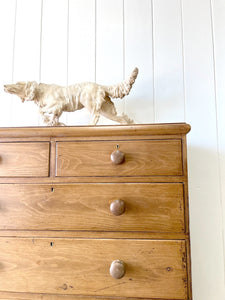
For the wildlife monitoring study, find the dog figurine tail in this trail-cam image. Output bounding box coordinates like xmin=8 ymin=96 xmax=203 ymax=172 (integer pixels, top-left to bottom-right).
xmin=105 ymin=67 xmax=138 ymax=99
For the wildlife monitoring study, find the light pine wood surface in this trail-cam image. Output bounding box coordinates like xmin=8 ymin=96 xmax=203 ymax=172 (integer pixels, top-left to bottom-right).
xmin=0 ymin=124 xmax=191 ymax=299
xmin=0 ymin=238 xmax=187 ymax=299
xmin=56 ymin=140 xmax=183 ymax=177
xmin=0 ymin=142 xmax=50 ymax=177
xmin=0 ymin=183 xmax=184 ymax=233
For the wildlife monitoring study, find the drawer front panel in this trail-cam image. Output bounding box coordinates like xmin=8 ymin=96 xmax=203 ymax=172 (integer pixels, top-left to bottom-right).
xmin=0 ymin=238 xmax=187 ymax=299
xmin=0 ymin=183 xmax=184 ymax=233
xmin=0 ymin=142 xmax=50 ymax=177
xmin=56 ymin=140 xmax=183 ymax=177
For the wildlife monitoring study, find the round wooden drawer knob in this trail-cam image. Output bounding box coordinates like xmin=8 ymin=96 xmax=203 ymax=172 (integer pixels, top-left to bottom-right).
xmin=110 ymin=199 xmax=125 ymax=216
xmin=110 ymin=260 xmax=126 ymax=279
xmin=111 ymin=150 xmax=125 ymax=165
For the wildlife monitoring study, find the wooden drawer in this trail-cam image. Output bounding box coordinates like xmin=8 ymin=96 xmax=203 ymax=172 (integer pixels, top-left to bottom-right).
xmin=0 ymin=183 xmax=185 ymax=233
xmin=56 ymin=140 xmax=183 ymax=177
xmin=0 ymin=238 xmax=187 ymax=299
xmin=0 ymin=142 xmax=49 ymax=177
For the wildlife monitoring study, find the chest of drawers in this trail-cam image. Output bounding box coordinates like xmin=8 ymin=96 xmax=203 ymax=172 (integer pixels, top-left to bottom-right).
xmin=0 ymin=123 xmax=192 ymax=300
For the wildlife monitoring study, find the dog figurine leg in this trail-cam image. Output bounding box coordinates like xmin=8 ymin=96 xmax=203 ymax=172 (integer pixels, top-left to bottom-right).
xmin=99 ymin=98 xmax=134 ymax=124
xmin=104 ymin=113 xmax=134 ymax=124
xmin=40 ymin=110 xmax=65 ymax=126
xmin=91 ymin=113 xmax=100 ymax=125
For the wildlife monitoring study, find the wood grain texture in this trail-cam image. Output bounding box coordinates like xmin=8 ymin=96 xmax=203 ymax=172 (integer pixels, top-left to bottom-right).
xmin=0 ymin=183 xmax=184 ymax=233
xmin=56 ymin=140 xmax=183 ymax=177
xmin=0 ymin=123 xmax=191 ymax=138
xmin=0 ymin=123 xmax=191 ymax=299
xmin=0 ymin=142 xmax=50 ymax=177
xmin=0 ymin=175 xmax=188 ymax=184
xmin=0 ymin=230 xmax=188 ymax=240
xmin=0 ymin=292 xmax=186 ymax=300
xmin=0 ymin=238 xmax=187 ymax=299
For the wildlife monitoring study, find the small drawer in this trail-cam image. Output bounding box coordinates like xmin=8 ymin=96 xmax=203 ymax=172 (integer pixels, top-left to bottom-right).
xmin=0 ymin=183 xmax=185 ymax=233
xmin=0 ymin=142 xmax=49 ymax=177
xmin=0 ymin=238 xmax=187 ymax=299
xmin=56 ymin=139 xmax=183 ymax=177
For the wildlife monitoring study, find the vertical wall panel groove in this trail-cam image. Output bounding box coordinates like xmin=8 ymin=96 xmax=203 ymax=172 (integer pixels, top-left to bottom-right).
xmin=67 ymin=0 xmax=95 ymax=84
xmin=38 ymin=0 xmax=44 ymax=125
xmin=122 ymin=0 xmax=125 ymax=81
xmin=0 ymin=0 xmax=17 ymax=127
xmin=66 ymin=0 xmax=70 ymax=87
xmin=11 ymin=0 xmax=42 ymax=126
xmin=124 ymin=0 xmax=153 ymax=124
xmin=10 ymin=0 xmax=17 ymax=126
xmin=210 ymin=0 xmax=225 ymax=294
xmin=94 ymin=0 xmax=97 ymax=83
xmin=180 ymin=0 xmax=187 ymax=122
xmin=95 ymin=0 xmax=124 ymax=124
xmin=39 ymin=0 xmax=43 ymax=84
xmin=0 ymin=2 xmax=225 ymax=298
xmin=151 ymin=0 xmax=156 ymax=123
xmin=122 ymin=0 xmax=126 ymax=113
xmin=182 ymin=0 xmax=225 ymax=299
xmin=40 ymin=0 xmax=69 ymax=125
xmin=66 ymin=0 xmax=95 ymax=126
xmin=40 ymin=0 xmax=68 ymax=85
xmin=11 ymin=0 xmax=17 ymax=84
xmin=153 ymin=0 xmax=185 ymax=123
xmin=209 ymin=0 xmax=225 ymax=290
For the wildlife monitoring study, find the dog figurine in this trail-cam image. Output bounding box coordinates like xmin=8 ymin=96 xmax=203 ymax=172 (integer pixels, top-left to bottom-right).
xmin=4 ymin=68 xmax=138 ymax=126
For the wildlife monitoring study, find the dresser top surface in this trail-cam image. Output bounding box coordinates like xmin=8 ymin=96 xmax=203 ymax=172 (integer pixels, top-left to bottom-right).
xmin=0 ymin=123 xmax=191 ymax=138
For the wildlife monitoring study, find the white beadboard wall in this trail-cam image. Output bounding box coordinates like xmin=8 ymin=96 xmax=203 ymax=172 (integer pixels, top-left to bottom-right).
xmin=0 ymin=0 xmax=225 ymax=299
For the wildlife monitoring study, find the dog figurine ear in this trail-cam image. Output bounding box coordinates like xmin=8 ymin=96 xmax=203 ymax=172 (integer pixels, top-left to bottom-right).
xmin=24 ymin=81 xmax=38 ymax=101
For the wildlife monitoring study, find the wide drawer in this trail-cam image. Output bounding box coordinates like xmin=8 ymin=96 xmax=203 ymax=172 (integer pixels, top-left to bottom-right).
xmin=0 ymin=183 xmax=185 ymax=233
xmin=0 ymin=142 xmax=50 ymax=177
xmin=0 ymin=238 xmax=187 ymax=299
xmin=56 ymin=139 xmax=183 ymax=177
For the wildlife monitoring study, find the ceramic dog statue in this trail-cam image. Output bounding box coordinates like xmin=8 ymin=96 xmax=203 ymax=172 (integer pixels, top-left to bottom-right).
xmin=4 ymin=68 xmax=138 ymax=126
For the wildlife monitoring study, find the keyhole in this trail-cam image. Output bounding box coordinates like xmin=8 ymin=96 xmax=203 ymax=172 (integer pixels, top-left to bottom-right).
xmin=51 ymin=187 xmax=54 ymax=192
xmin=116 ymin=144 xmax=119 ymax=149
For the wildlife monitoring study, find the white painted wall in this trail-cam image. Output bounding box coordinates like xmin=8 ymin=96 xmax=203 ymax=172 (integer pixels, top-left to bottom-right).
xmin=0 ymin=0 xmax=224 ymax=299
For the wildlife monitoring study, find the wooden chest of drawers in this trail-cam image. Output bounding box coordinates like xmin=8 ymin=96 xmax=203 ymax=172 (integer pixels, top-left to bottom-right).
xmin=0 ymin=123 xmax=192 ymax=300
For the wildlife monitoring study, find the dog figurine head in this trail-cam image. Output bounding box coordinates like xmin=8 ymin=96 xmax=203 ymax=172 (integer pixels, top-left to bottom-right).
xmin=4 ymin=81 xmax=38 ymax=102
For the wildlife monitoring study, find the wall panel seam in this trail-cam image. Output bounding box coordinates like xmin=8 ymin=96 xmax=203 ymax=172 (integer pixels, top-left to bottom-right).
xmin=67 ymin=0 xmax=70 ymax=87
xmin=180 ymin=0 xmax=186 ymax=122
xmin=10 ymin=0 xmax=18 ymax=127
xmin=38 ymin=0 xmax=44 ymax=125
xmin=39 ymin=0 xmax=43 ymax=84
xmin=209 ymin=0 xmax=225 ymax=288
xmin=11 ymin=0 xmax=17 ymax=85
xmin=94 ymin=0 xmax=97 ymax=83
xmin=151 ymin=0 xmax=155 ymax=123
xmin=122 ymin=0 xmax=125 ymax=114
